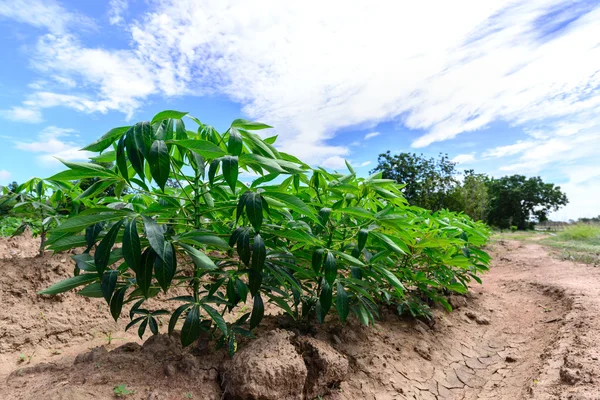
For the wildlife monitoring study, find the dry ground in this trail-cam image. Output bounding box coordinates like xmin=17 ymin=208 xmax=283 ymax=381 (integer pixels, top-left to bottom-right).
xmin=0 ymin=233 xmax=598 ymax=399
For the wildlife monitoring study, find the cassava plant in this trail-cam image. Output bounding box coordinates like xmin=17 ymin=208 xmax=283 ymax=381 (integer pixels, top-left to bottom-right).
xmin=38 ymin=110 xmax=490 ymax=353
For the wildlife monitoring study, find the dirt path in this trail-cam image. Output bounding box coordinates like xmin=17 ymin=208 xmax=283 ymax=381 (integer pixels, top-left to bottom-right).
xmin=1 ymin=237 xmax=599 ymax=399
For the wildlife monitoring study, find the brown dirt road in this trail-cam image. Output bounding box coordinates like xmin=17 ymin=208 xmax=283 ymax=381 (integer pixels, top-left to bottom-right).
xmin=0 ymin=235 xmax=599 ymax=399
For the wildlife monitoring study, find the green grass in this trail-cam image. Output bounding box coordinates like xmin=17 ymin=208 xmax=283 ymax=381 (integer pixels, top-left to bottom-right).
xmin=541 ymin=224 xmax=600 ymax=265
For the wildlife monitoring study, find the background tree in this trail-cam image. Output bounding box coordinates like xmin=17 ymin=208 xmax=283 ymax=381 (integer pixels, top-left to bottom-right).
xmin=449 ymin=170 xmax=490 ymax=221
xmin=371 ymin=152 xmax=458 ymax=211
xmin=486 ymin=175 xmax=568 ymax=230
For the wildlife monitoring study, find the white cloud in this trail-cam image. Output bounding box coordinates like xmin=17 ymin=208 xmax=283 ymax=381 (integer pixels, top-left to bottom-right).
xmin=357 ymin=161 xmax=371 ymax=168
xmin=320 ymin=156 xmax=347 ymax=170
xmin=364 ymin=132 xmax=380 ymax=140
xmin=452 ymin=153 xmax=476 ymax=164
xmin=0 ymin=0 xmax=94 ymax=34
xmin=0 ymin=106 xmax=43 ymax=123
xmin=108 ymin=0 xmax=128 ymax=25
xmin=13 ymin=126 xmax=91 ymax=166
xmin=2 ymin=0 xmax=600 ymax=173
xmin=484 ymin=140 xmax=535 ymax=158
xmin=0 ymin=170 xmax=11 ymax=181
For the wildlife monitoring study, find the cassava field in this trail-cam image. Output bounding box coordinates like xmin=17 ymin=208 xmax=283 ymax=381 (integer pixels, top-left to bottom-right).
xmin=0 ymin=113 xmax=598 ymax=399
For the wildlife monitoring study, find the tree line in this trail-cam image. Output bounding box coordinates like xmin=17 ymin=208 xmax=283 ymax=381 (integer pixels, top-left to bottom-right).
xmin=372 ymin=151 xmax=568 ymax=230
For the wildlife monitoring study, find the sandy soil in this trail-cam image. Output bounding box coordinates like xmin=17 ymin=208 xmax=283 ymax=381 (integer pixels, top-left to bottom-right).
xmin=0 ymin=234 xmax=598 ymax=399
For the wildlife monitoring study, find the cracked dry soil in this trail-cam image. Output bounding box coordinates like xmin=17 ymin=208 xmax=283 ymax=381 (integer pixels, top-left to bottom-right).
xmin=0 ymin=234 xmax=599 ymax=399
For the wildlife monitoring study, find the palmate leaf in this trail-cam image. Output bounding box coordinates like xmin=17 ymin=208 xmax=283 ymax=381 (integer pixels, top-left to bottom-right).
xmin=245 ymin=192 xmax=263 ymax=232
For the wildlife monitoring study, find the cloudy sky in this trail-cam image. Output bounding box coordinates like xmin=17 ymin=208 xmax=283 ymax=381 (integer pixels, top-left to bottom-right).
xmin=0 ymin=0 xmax=598 ymax=220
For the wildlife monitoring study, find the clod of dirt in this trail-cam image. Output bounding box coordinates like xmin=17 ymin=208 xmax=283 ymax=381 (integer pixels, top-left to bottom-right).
xmin=222 ymin=329 xmax=307 ymax=400
xmin=449 ymin=295 xmax=468 ymax=310
xmin=142 ymin=333 xmax=182 ymax=359
xmin=74 ymin=346 xmax=108 ymax=364
xmin=465 ymin=311 xmax=490 ymax=325
xmin=560 ymin=366 xmax=581 ymax=385
xmin=112 ymin=342 xmax=142 ymax=353
xmin=296 ymin=336 xmax=349 ymax=399
xmin=414 ymin=340 xmax=431 ymax=361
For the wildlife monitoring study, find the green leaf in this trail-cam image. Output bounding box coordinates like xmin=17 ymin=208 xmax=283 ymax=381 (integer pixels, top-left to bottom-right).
xmin=169 ymin=303 xmax=193 ymax=335
xmin=371 ymin=231 xmax=408 ymax=255
xmin=345 ymin=159 xmax=355 ymax=174
xmin=312 ymin=248 xmax=324 ymax=274
xmin=82 ymin=126 xmax=130 ymax=152
xmin=133 ymin=121 xmax=153 ymax=158
xmin=101 ymin=269 xmax=118 ymax=304
xmin=38 ymin=274 xmax=98 ymax=295
xmin=336 ymin=283 xmax=349 ymax=322
xmin=155 ymin=242 xmax=176 ymax=292
xmin=110 ymin=287 xmax=127 ymax=321
xmin=142 ymin=216 xmax=165 ymax=260
xmin=248 ymin=269 xmax=263 ymax=297
xmin=236 ymin=228 xmax=251 ymax=266
xmin=48 ymin=160 xmax=117 ymax=181
xmin=231 ymin=119 xmax=273 ymax=130
xmin=251 ymin=233 xmax=266 ymax=273
xmin=78 ymin=282 xmax=103 ymax=298
xmin=138 ymin=247 xmax=156 ymax=298
xmin=324 ymin=251 xmax=337 ymax=286
xmin=372 ymin=264 xmax=405 ymax=294
xmin=148 ymin=140 xmax=170 ymax=191
xmin=175 ymin=119 xmax=187 ymax=140
xmin=94 ymin=219 xmax=125 ymax=276
xmin=116 ymin=135 xmax=129 ymax=183
xmin=332 ymin=250 xmax=365 ymax=267
xmin=222 ymin=155 xmax=239 ymax=192
xmin=123 ymin=218 xmax=141 ymax=273
xmin=239 ymin=154 xmax=286 ymax=174
xmin=151 ymin=110 xmax=188 ymax=125
xmin=53 ymin=211 xmax=130 ymax=233
xmin=178 ymin=243 xmax=217 ymax=270
xmin=125 ymin=126 xmax=145 ymax=180
xmin=320 ymin=279 xmax=333 ymax=318
xmin=201 ymin=304 xmax=228 ymax=335
xmin=228 ymin=127 xmax=243 ymax=156
xmin=181 ymin=304 xmax=201 ymax=347
xmin=168 ymin=139 xmax=226 ymax=159
xmin=358 ymin=229 xmax=368 ymax=251
xmin=208 ymin=158 xmax=220 ymax=185
xmin=262 ymin=191 xmax=317 ymax=222
xmin=249 ymin=294 xmax=264 ymax=329
xmin=177 ymin=232 xmax=230 ymax=250
xmin=245 ymin=192 xmax=263 ymax=232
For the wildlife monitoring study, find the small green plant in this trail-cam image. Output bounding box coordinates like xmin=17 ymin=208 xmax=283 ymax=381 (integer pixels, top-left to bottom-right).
xmin=510 ymin=225 xmax=518 ymax=232
xmin=103 ymin=331 xmax=123 ymax=345
xmin=113 ymin=384 xmax=135 ymax=397
xmin=185 ymin=393 xmax=193 ymax=399
xmin=17 ymin=352 xmax=35 ymax=364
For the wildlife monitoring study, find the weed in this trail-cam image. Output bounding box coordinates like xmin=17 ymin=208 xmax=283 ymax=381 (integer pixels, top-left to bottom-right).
xmin=113 ymin=384 xmax=135 ymax=397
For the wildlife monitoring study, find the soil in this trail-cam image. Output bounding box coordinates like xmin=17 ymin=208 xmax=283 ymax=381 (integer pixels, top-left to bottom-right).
xmin=1 ymin=234 xmax=599 ymax=399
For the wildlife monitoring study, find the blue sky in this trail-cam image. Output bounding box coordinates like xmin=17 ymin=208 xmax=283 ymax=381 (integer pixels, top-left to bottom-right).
xmin=0 ymin=0 xmax=599 ymax=220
